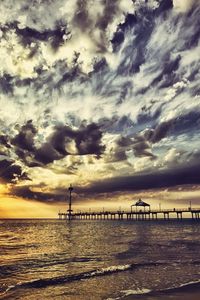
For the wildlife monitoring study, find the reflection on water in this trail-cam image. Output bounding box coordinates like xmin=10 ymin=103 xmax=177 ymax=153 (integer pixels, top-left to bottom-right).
xmin=0 ymin=219 xmax=200 ymax=299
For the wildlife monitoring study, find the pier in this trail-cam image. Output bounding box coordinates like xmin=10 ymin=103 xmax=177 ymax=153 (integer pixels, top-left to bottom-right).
xmin=58 ymin=208 xmax=200 ymax=221
xmin=58 ymin=185 xmax=200 ymax=221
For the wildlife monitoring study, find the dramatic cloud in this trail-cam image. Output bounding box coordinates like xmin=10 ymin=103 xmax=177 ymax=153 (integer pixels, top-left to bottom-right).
xmin=0 ymin=159 xmax=28 ymax=183
xmin=11 ymin=185 xmax=65 ymax=203
xmin=11 ymin=121 xmax=105 ymax=166
xmin=0 ymin=0 xmax=199 ymax=207
xmin=12 ymin=120 xmax=37 ymax=151
xmin=0 ymin=0 xmax=135 ymax=76
xmin=78 ymin=163 xmax=200 ymax=194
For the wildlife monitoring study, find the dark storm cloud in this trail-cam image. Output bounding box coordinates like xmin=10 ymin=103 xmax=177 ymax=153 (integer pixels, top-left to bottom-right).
xmin=0 ymin=134 xmax=28 ymax=183
xmin=0 ymin=74 xmax=14 ymax=94
xmin=46 ymin=126 xmax=75 ymax=156
xmin=106 ymin=132 xmax=155 ymax=163
xmin=0 ymin=135 xmax=12 ymax=156
xmin=136 ymin=109 xmax=200 ymax=151
xmin=106 ymin=136 xmax=130 ymax=163
xmin=117 ymin=134 xmax=154 ymax=159
xmin=78 ymin=163 xmax=200 ymax=194
xmin=132 ymin=135 xmax=155 ymax=158
xmin=0 ymin=135 xmax=11 ymax=149
xmin=111 ymin=150 xmax=128 ymax=162
xmin=34 ymin=143 xmax=62 ymax=165
xmin=11 ymin=185 xmax=64 ymax=202
xmin=22 ymin=122 xmax=105 ymax=165
xmin=12 ymin=109 xmax=198 ymax=169
xmin=156 ymin=0 xmax=173 ymax=13
xmin=149 ymin=121 xmax=173 ymax=143
xmin=110 ymin=120 xmax=173 ymax=161
xmin=1 ymin=21 xmax=66 ymax=44
xmin=104 ymin=106 xmax=200 ymax=164
xmin=9 ymin=120 xmax=105 ymax=167
xmin=143 ymin=110 xmax=200 ymax=145
xmin=117 ymin=136 xmax=133 ymax=147
xmin=49 ymin=123 xmax=105 ymax=158
xmin=133 ymin=110 xmax=200 ymax=156
xmin=16 ymin=24 xmax=69 ymax=50
xmin=55 ymin=65 xmax=85 ymax=89
xmin=149 ymin=109 xmax=200 ymax=141
xmin=12 ymin=120 xmax=37 ymax=151
xmin=0 ymin=159 xmax=28 ymax=183
xmin=172 ymin=111 xmax=200 ymax=135
xmin=75 ymin=123 xmax=105 ymax=156
xmin=109 ymin=110 xmax=197 ymax=162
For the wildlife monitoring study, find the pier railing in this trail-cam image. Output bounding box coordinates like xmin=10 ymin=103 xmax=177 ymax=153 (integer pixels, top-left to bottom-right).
xmin=58 ymin=207 xmax=200 ymax=221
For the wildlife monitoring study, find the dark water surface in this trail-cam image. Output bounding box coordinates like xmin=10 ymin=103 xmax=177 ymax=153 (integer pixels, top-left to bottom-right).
xmin=0 ymin=219 xmax=200 ymax=299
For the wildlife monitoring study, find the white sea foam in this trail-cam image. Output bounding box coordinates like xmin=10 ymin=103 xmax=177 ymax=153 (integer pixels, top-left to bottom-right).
xmin=106 ymin=287 xmax=151 ymax=300
xmin=164 ymin=279 xmax=200 ymax=292
xmin=101 ymin=264 xmax=131 ymax=272
xmin=178 ymin=280 xmax=200 ymax=288
xmin=122 ymin=288 xmax=152 ymax=296
xmin=85 ymin=264 xmax=131 ymax=277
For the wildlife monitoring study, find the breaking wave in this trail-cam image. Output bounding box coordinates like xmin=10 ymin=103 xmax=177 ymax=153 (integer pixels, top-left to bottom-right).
xmin=1 ymin=262 xmax=167 ymax=295
xmin=107 ymin=280 xmax=200 ymax=299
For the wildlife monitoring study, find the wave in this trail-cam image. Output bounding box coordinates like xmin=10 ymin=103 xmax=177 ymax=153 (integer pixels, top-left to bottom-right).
xmin=2 ymin=262 xmax=200 ymax=298
xmin=123 ymin=280 xmax=200 ymax=299
xmin=107 ymin=288 xmax=152 ymax=300
xmin=122 ymin=288 xmax=151 ymax=296
xmin=107 ymin=280 xmax=200 ymax=300
xmin=1 ymin=261 xmax=168 ymax=295
xmin=0 ymin=256 xmax=102 ymax=276
xmin=161 ymin=280 xmax=200 ymax=294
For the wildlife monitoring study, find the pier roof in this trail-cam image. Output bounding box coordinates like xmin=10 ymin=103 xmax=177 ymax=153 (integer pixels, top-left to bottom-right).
xmin=132 ymin=199 xmax=150 ymax=207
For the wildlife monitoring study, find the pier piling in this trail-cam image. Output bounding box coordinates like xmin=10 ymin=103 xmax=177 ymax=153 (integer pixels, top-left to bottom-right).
xmin=59 ymin=207 xmax=200 ymax=221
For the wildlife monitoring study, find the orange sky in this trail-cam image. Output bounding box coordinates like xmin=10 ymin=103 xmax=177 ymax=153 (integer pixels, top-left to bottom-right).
xmin=0 ymin=196 xmax=61 ymax=219
xmin=1 ymin=183 xmax=200 ymax=218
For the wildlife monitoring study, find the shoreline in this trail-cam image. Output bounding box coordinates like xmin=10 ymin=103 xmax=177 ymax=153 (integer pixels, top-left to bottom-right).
xmin=123 ymin=282 xmax=200 ymax=300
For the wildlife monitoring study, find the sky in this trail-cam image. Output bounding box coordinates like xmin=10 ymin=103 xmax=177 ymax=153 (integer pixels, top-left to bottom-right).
xmin=0 ymin=0 xmax=200 ymax=218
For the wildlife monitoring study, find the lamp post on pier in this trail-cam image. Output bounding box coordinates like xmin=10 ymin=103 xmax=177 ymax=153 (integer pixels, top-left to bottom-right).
xmin=67 ymin=184 xmax=73 ymax=220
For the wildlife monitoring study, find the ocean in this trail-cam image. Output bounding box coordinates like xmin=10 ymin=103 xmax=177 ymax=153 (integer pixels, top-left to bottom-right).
xmin=0 ymin=219 xmax=200 ymax=300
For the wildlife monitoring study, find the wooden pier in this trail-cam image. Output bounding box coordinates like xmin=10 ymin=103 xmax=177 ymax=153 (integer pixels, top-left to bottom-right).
xmin=58 ymin=208 xmax=200 ymax=221
xmin=59 ymin=185 xmax=200 ymax=221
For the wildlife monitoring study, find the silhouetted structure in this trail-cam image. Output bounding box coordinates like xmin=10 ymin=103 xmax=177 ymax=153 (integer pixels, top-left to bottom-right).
xmin=58 ymin=206 xmax=200 ymax=221
xmin=131 ymin=199 xmax=150 ymax=212
xmin=67 ymin=184 xmax=73 ymax=220
xmin=58 ymin=195 xmax=200 ymax=221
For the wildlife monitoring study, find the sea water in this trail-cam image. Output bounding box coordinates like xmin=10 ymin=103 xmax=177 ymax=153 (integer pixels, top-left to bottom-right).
xmin=0 ymin=219 xmax=200 ymax=299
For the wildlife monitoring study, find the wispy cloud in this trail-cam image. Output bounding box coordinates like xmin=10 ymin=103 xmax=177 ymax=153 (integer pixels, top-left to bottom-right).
xmin=0 ymin=0 xmax=199 ymax=205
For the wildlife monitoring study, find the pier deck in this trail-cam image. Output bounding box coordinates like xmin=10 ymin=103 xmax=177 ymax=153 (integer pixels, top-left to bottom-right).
xmin=58 ymin=208 xmax=200 ymax=221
